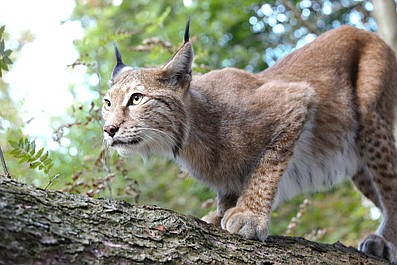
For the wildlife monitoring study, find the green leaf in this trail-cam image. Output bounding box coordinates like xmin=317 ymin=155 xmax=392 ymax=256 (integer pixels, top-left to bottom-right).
xmin=19 ymin=138 xmax=25 ymax=149
xmin=12 ymin=153 xmax=25 ymax=159
xmin=36 ymin=147 xmax=44 ymax=158
xmin=9 ymin=149 xmax=18 ymax=156
xmin=4 ymin=49 xmax=12 ymax=57
xmin=8 ymin=137 xmax=55 ymax=177
xmin=0 ymin=40 xmax=4 ymax=54
xmin=25 ymin=140 xmax=31 ymax=154
xmin=0 ymin=25 xmax=5 ymax=37
xmin=9 ymin=140 xmax=18 ymax=148
xmin=29 ymin=141 xmax=36 ymax=156
xmin=0 ymin=60 xmax=8 ymax=71
xmin=40 ymin=151 xmax=49 ymax=162
xmin=30 ymin=161 xmax=40 ymax=169
xmin=19 ymin=155 xmax=30 ymax=164
xmin=3 ymin=56 xmax=12 ymax=65
xmin=24 ymin=138 xmax=29 ymax=151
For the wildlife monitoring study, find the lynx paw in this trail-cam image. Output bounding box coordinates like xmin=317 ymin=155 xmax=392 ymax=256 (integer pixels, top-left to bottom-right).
xmin=201 ymin=211 xmax=222 ymax=227
xmin=359 ymin=234 xmax=397 ymax=263
xmin=221 ymin=207 xmax=269 ymax=241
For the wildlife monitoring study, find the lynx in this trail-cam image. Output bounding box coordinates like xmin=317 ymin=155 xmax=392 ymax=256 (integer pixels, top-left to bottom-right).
xmin=102 ymin=20 xmax=397 ymax=263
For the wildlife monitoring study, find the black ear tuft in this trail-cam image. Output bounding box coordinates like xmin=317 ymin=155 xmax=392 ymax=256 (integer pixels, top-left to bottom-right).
xmin=184 ymin=17 xmax=190 ymax=44
xmin=161 ymin=18 xmax=193 ymax=87
xmin=114 ymin=44 xmax=124 ymax=66
xmin=112 ymin=43 xmax=126 ymax=78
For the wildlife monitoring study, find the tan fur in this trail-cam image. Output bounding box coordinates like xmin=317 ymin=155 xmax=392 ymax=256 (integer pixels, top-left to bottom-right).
xmin=102 ymin=25 xmax=397 ymax=262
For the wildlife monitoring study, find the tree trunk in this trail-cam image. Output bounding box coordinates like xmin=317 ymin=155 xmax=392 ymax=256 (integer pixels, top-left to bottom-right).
xmin=0 ymin=177 xmax=388 ymax=264
xmin=372 ymin=0 xmax=397 ymax=53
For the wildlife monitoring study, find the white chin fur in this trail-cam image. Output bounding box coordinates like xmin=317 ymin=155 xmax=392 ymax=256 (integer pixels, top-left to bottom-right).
xmin=103 ymin=136 xmax=137 ymax=157
xmin=103 ymin=135 xmax=113 ymax=147
xmin=116 ymin=147 xmax=137 ymax=157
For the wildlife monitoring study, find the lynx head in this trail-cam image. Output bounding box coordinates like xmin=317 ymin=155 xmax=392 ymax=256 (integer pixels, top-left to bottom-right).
xmin=102 ymin=19 xmax=193 ymax=158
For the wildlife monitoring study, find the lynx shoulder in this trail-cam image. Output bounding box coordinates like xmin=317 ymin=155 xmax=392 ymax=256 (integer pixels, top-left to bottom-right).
xmin=102 ymin=21 xmax=397 ymax=263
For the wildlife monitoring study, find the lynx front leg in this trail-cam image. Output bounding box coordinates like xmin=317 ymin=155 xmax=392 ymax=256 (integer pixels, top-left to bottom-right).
xmin=202 ymin=193 xmax=238 ymax=227
xmin=222 ymin=118 xmax=310 ymax=240
xmin=221 ymin=81 xmax=316 ymax=241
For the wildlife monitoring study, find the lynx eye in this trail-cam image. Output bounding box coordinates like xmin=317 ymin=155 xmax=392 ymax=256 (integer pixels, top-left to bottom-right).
xmin=129 ymin=93 xmax=143 ymax=106
xmin=103 ymin=99 xmax=111 ymax=110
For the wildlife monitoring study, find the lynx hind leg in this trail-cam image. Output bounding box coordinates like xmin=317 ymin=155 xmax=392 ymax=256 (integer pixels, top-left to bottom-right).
xmin=356 ymin=113 xmax=397 ymax=263
xmin=359 ymin=234 xmax=396 ymax=263
xmin=351 ymin=169 xmax=382 ymax=210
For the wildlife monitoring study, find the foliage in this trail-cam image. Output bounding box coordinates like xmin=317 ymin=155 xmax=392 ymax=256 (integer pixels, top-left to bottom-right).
xmin=1 ymin=0 xmax=386 ymax=248
xmin=0 ymin=25 xmax=13 ymax=77
xmin=9 ymin=137 xmax=54 ymax=175
xmin=0 ymin=24 xmax=20 ymax=143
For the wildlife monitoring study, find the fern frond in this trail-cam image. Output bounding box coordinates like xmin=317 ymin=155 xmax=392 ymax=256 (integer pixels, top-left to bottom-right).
xmin=9 ymin=137 xmax=54 ymax=175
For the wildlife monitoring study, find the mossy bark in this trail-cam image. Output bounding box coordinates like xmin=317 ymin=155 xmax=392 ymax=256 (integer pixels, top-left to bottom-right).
xmin=0 ymin=177 xmax=388 ymax=264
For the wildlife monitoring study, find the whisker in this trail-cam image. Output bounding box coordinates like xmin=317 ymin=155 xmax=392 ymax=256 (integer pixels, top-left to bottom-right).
xmin=142 ymin=133 xmax=168 ymax=154
xmin=139 ymin=127 xmax=178 ymax=146
xmin=138 ymin=127 xmax=177 ymax=155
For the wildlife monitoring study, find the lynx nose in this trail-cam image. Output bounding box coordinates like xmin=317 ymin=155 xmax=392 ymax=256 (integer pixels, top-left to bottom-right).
xmin=103 ymin=125 xmax=119 ymax=138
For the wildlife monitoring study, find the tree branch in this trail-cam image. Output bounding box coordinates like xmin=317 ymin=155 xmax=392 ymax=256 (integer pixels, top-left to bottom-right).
xmin=372 ymin=0 xmax=397 ymax=53
xmin=0 ymin=177 xmax=388 ymax=264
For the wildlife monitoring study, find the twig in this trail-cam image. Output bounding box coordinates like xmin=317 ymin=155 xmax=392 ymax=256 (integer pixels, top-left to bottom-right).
xmin=102 ymin=148 xmax=113 ymax=199
xmin=95 ymin=147 xmax=114 ymax=199
xmin=44 ymin=174 xmax=60 ymax=190
xmin=0 ymin=146 xmax=10 ymax=178
xmin=284 ymin=198 xmax=311 ymax=236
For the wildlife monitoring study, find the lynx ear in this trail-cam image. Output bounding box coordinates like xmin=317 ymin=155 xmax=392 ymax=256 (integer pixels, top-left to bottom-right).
xmin=111 ymin=44 xmax=127 ymax=79
xmin=161 ymin=18 xmax=193 ymax=86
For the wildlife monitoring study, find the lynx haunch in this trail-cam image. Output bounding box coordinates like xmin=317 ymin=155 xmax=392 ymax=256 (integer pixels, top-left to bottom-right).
xmin=102 ymin=20 xmax=397 ymax=263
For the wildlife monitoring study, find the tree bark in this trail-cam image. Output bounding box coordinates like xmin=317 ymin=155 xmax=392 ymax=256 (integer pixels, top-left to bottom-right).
xmin=372 ymin=0 xmax=397 ymax=53
xmin=0 ymin=177 xmax=388 ymax=265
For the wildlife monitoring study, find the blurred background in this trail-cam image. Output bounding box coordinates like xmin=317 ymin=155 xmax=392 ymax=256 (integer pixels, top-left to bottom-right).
xmin=1 ymin=0 xmax=396 ymax=247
